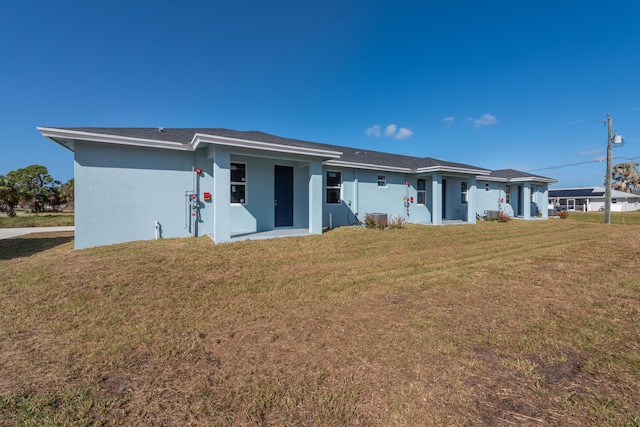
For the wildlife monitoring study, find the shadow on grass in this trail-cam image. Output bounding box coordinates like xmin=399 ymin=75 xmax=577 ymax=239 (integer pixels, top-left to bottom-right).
xmin=0 ymin=233 xmax=74 ymax=260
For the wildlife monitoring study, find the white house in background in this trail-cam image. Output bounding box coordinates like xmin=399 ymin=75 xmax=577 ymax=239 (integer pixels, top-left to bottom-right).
xmin=38 ymin=127 xmax=557 ymax=249
xmin=549 ymin=187 xmax=640 ymax=212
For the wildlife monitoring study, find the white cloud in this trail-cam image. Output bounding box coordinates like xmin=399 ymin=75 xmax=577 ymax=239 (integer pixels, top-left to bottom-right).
xmin=469 ymin=113 xmax=498 ymax=128
xmin=578 ymin=149 xmax=601 ymax=157
xmin=441 ymin=116 xmax=455 ymax=124
xmin=395 ymin=127 xmax=413 ymax=139
xmin=365 ymin=123 xmax=413 ymax=140
xmin=365 ymin=125 xmax=381 ymax=137
xmin=385 ymin=124 xmax=397 ymax=137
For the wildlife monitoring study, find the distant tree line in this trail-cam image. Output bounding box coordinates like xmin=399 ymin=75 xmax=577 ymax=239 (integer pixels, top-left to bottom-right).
xmin=0 ymin=165 xmax=73 ymax=217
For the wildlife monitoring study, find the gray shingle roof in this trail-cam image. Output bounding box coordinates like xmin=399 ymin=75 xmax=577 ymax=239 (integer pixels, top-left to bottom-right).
xmin=49 ymin=127 xmax=491 ymax=173
xmin=43 ymin=127 xmax=554 ymax=180
xmin=489 ymin=169 xmax=555 ymax=182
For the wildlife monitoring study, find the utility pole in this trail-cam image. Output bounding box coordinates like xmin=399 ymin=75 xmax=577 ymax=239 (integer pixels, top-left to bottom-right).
xmin=604 ymin=114 xmax=613 ymax=224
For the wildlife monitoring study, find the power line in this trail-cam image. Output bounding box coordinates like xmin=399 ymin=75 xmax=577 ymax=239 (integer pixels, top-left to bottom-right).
xmin=529 ymin=156 xmax=640 ymax=172
xmin=614 ymin=156 xmax=640 ymax=162
xmin=529 ymin=159 xmax=603 ymax=172
xmin=565 ymin=107 xmax=640 ymax=127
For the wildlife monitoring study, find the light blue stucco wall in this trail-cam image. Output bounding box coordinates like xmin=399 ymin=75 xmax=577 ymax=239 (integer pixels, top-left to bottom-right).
xmin=227 ymin=155 xmax=310 ymax=235
xmin=72 ymin=140 xmax=553 ymax=249
xmin=323 ymin=168 xmax=421 ymax=227
xmin=74 ymin=142 xmax=323 ymax=247
xmin=322 ymin=169 xmax=483 ymax=227
xmin=476 ymin=181 xmax=505 ymax=217
xmin=442 ymin=176 xmax=469 ymax=221
xmin=74 ymin=141 xmax=213 ymax=249
xmin=475 ymin=180 xmax=550 ymax=219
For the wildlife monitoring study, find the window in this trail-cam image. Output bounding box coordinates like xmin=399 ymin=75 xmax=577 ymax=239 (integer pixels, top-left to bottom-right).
xmin=326 ymin=171 xmax=342 ymax=204
xmin=530 ymin=185 xmax=537 ymax=203
xmin=417 ymin=178 xmax=426 ymax=205
xmin=485 ymin=183 xmax=490 ymax=192
xmin=377 ymin=174 xmax=387 ymax=187
xmin=461 ymin=181 xmax=468 ymax=204
xmin=231 ymin=163 xmax=246 ymax=204
xmin=505 ymin=185 xmax=511 ymax=204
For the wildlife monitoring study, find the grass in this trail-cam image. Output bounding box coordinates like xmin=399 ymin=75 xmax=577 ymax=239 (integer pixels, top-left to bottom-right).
xmin=562 ymin=210 xmax=640 ymax=225
xmin=0 ymin=212 xmax=74 ymax=228
xmin=1 ymin=218 xmax=640 ymax=425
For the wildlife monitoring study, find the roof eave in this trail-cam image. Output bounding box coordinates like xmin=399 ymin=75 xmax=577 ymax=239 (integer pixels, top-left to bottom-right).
xmin=323 ymin=160 xmax=412 ymax=173
xmin=192 ymin=133 xmax=342 ymax=159
xmin=417 ymin=166 xmax=492 ymax=175
xmin=508 ymin=177 xmax=558 ymax=183
xmin=37 ymin=127 xmax=189 ymax=151
xmin=477 ymin=176 xmax=507 ymax=182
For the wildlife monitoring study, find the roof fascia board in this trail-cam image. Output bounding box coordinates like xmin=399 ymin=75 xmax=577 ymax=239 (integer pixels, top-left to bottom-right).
xmin=37 ymin=127 xmax=188 ymax=151
xmin=477 ymin=176 xmax=507 ymax=182
xmin=192 ymin=133 xmax=342 ymax=159
xmin=417 ymin=166 xmax=491 ymax=175
xmin=508 ymin=177 xmax=558 ymax=183
xmin=323 ymin=160 xmax=412 ymax=173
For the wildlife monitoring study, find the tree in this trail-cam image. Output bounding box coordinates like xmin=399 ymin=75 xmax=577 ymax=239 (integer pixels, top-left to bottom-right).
xmin=7 ymin=165 xmax=61 ymax=212
xmin=0 ymin=175 xmax=20 ymax=217
xmin=60 ymin=178 xmax=74 ymax=208
xmin=610 ymin=162 xmax=640 ymax=194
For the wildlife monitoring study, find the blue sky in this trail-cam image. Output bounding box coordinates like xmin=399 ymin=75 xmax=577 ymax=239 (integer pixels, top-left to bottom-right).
xmin=2 ymin=0 xmax=639 ymax=187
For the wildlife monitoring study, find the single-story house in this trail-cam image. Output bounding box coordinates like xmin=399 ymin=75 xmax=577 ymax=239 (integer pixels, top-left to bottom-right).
xmin=477 ymin=169 xmax=557 ymax=219
xmin=549 ymin=187 xmax=640 ymax=212
xmin=38 ymin=127 xmax=557 ymax=249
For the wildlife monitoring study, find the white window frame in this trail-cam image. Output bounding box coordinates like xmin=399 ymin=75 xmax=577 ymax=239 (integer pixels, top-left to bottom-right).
xmin=326 ymin=170 xmax=342 ymax=204
xmin=461 ymin=180 xmax=468 ymax=204
xmin=530 ymin=185 xmax=537 ymax=203
xmin=505 ymin=185 xmax=511 ymax=204
xmin=417 ymin=178 xmax=426 ymax=205
xmin=377 ymin=174 xmax=387 ymax=188
xmin=230 ymin=162 xmax=247 ymax=204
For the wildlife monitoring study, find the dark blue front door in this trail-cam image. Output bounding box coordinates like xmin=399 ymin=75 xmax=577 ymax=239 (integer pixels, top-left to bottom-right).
xmin=441 ymin=179 xmax=447 ymax=219
xmin=518 ymin=185 xmax=523 ymax=216
xmin=274 ymin=166 xmax=294 ymax=227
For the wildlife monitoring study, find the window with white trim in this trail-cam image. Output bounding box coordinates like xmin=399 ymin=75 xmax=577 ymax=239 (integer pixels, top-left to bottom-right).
xmin=505 ymin=185 xmax=511 ymax=204
xmin=461 ymin=180 xmax=468 ymax=204
xmin=417 ymin=178 xmax=426 ymax=205
xmin=530 ymin=185 xmax=536 ymax=202
xmin=231 ymin=162 xmax=246 ymax=204
xmin=485 ymin=183 xmax=490 ymax=191
xmin=326 ymin=171 xmax=342 ymax=204
xmin=377 ymin=174 xmax=387 ymax=187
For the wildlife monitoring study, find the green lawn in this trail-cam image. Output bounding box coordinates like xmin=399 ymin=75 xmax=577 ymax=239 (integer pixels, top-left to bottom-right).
xmin=1 ymin=219 xmax=640 ymax=425
xmin=564 ymin=210 xmax=640 ymax=225
xmin=0 ymin=212 xmax=74 ymax=228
